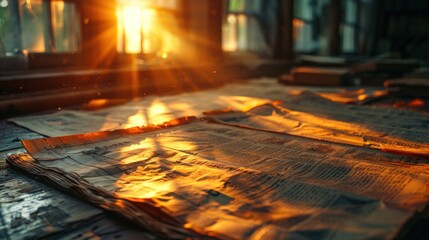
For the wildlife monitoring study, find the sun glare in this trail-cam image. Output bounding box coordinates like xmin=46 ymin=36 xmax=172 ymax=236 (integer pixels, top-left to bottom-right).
xmin=127 ymin=110 xmax=147 ymax=127
xmin=122 ymin=6 xmax=143 ymax=53
xmin=117 ymin=1 xmax=180 ymax=57
xmin=141 ymin=8 xmax=155 ymax=34
xmin=116 ymin=4 xmax=161 ymax=54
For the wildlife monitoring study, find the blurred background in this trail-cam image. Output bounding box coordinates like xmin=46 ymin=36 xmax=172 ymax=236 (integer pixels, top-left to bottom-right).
xmin=1 ymin=0 xmax=429 ymax=115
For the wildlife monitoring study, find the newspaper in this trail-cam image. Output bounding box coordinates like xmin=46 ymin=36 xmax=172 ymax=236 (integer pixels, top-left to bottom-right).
xmin=8 ymin=119 xmax=429 ymax=239
xmin=9 ymin=79 xmax=367 ymax=137
xmin=8 ymin=95 xmax=271 ymax=137
xmin=206 ymin=91 xmax=429 ymax=156
xmin=8 ymin=79 xmax=281 ymax=137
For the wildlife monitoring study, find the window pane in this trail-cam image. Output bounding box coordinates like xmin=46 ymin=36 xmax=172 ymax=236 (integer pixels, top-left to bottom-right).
xmin=223 ymin=14 xmax=238 ymax=52
xmin=342 ymin=0 xmax=358 ymax=53
xmin=20 ymin=0 xmax=45 ymax=52
xmin=0 ymin=0 xmax=12 ymax=55
xmin=294 ymin=0 xmax=314 ymax=20
xmin=122 ymin=5 xmax=142 ymax=53
xmin=293 ymin=19 xmax=316 ymax=52
xmin=51 ymin=0 xmax=81 ymax=53
xmin=293 ymin=0 xmax=332 ymax=53
xmin=117 ymin=0 xmax=180 ymax=56
xmin=223 ymin=0 xmax=277 ymax=56
xmin=118 ymin=0 xmax=177 ymax=9
xmin=342 ymin=25 xmax=355 ymax=52
xmin=344 ymin=0 xmax=357 ymax=23
xmin=229 ymin=0 xmax=245 ymax=12
xmin=236 ymin=14 xmax=248 ymax=50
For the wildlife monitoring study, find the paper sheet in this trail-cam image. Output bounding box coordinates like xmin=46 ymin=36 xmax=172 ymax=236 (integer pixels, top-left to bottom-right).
xmin=9 ymin=79 xmax=282 ymax=137
xmin=8 ymin=119 xmax=429 ymax=239
xmin=206 ymin=91 xmax=429 ymax=156
xmin=9 ymin=79 xmax=373 ymax=137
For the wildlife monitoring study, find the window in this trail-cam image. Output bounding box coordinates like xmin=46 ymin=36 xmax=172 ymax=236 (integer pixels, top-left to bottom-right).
xmin=116 ymin=0 xmax=180 ymax=59
xmin=341 ymin=0 xmax=359 ymax=53
xmin=222 ymin=0 xmax=277 ymax=57
xmin=0 ymin=0 xmax=81 ymax=56
xmin=293 ymin=0 xmax=316 ymax=52
xmin=20 ymin=0 xmax=46 ymax=52
xmin=0 ymin=0 xmax=12 ymax=56
xmin=293 ymin=0 xmax=331 ymax=53
xmin=50 ymin=0 xmax=81 ymax=52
